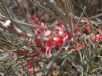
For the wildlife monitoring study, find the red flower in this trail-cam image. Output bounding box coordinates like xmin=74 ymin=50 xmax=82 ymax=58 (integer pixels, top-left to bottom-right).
xmin=35 ymin=28 xmax=44 ymax=35
xmin=81 ymin=17 xmax=87 ymax=22
xmin=31 ymin=15 xmax=73 ymax=57
xmin=46 ymin=40 xmax=54 ymax=47
xmin=64 ymin=31 xmax=72 ymax=40
xmin=27 ymin=64 xmax=34 ymax=73
xmin=32 ymin=15 xmax=38 ymax=21
xmin=75 ymin=26 xmax=91 ymax=34
xmin=59 ymin=24 xmax=65 ymax=30
xmin=95 ymin=34 xmax=102 ymax=41
xmin=82 ymin=26 xmax=91 ymax=33
xmin=54 ymin=36 xmax=63 ymax=48
xmin=45 ymin=40 xmax=54 ymax=58
xmin=56 ymin=24 xmax=65 ymax=31
xmin=73 ymin=20 xmax=78 ymax=26
xmin=45 ymin=47 xmax=52 ymax=58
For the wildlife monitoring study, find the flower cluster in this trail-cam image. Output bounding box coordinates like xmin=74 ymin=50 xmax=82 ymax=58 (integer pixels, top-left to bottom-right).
xmin=13 ymin=15 xmax=102 ymax=74
xmin=31 ymin=15 xmax=72 ymax=57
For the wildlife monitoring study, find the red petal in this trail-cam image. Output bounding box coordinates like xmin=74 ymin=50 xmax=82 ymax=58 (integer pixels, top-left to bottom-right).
xmin=65 ymin=32 xmax=72 ymax=40
xmin=46 ymin=40 xmax=54 ymax=47
xmin=45 ymin=47 xmax=52 ymax=58
xmin=27 ymin=64 xmax=34 ymax=73
xmin=54 ymin=37 xmax=63 ymax=48
xmin=96 ymin=34 xmax=102 ymax=41
xmin=35 ymin=40 xmax=43 ymax=46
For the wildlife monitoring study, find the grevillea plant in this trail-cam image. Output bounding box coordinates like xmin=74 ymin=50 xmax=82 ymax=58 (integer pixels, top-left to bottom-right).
xmin=0 ymin=0 xmax=102 ymax=76
xmin=10 ymin=15 xmax=102 ymax=75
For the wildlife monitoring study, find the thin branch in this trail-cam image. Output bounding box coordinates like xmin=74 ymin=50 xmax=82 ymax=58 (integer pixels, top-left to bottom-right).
xmin=73 ymin=6 xmax=86 ymax=31
xmin=14 ymin=0 xmax=29 ymax=23
xmin=31 ymin=0 xmax=64 ymax=23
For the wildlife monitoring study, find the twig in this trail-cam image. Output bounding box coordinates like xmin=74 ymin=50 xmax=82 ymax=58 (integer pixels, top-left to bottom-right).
xmin=31 ymin=0 xmax=64 ymax=23
xmin=1 ymin=0 xmax=14 ymax=19
xmin=11 ymin=19 xmax=47 ymax=30
xmin=90 ymin=13 xmax=102 ymax=19
xmin=0 ymin=13 xmax=6 ymax=18
xmin=14 ymin=0 xmax=29 ymax=23
xmin=65 ymin=0 xmax=74 ymax=35
xmin=73 ymin=6 xmax=86 ymax=31
xmin=11 ymin=18 xmax=59 ymax=31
